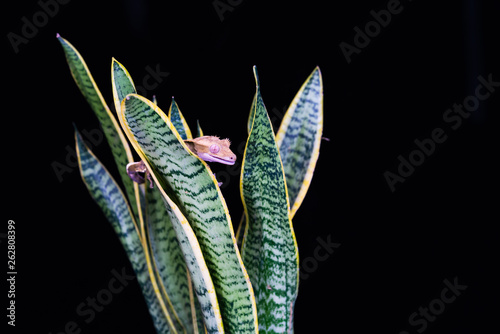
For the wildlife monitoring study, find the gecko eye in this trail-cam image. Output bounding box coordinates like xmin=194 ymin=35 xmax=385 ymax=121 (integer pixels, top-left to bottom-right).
xmin=209 ymin=144 xmax=220 ymax=154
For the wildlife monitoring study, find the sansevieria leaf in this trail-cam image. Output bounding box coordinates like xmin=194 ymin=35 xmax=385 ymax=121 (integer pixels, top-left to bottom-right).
xmin=75 ymin=129 xmax=175 ymax=334
xmin=196 ymin=120 xmax=204 ymax=138
xmin=110 ymin=57 xmax=147 ymax=227
xmin=236 ymin=67 xmax=323 ymax=247
xmin=112 ymin=57 xmax=137 ymax=111
xmin=146 ymin=184 xmax=204 ymax=334
xmin=168 ymin=98 xmax=193 ymax=140
xmin=58 ymin=36 xmax=140 ymax=223
xmin=247 ymin=91 xmax=257 ymax=135
xmin=118 ymin=94 xmax=258 ymax=334
xmin=144 ymin=164 xmax=223 ymax=333
xmin=240 ymin=67 xmax=299 ymax=333
xmin=276 ymin=67 xmax=323 ymax=218
xmin=112 ymin=58 xmax=204 ymax=333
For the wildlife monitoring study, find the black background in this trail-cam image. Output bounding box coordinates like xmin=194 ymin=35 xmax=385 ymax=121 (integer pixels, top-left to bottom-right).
xmin=3 ymin=0 xmax=499 ymax=333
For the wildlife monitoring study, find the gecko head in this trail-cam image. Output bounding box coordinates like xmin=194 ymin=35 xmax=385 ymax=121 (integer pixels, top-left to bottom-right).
xmin=185 ymin=136 xmax=237 ymax=165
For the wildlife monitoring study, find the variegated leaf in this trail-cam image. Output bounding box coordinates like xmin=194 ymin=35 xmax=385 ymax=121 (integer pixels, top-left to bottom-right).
xmin=196 ymin=120 xmax=204 ymax=138
xmin=240 ymin=67 xmax=299 ymax=333
xmin=118 ymin=94 xmax=258 ymax=334
xmin=58 ymin=36 xmax=140 ymax=224
xmin=126 ymin=150 xmax=225 ymax=333
xmin=146 ymin=183 xmax=204 ymax=333
xmin=168 ymin=98 xmax=193 ymax=140
xmin=110 ymin=57 xmax=146 ymax=225
xmin=236 ymin=67 xmax=323 ymax=247
xmin=112 ymin=58 xmax=205 ymax=333
xmin=75 ymin=129 xmax=176 ymax=334
xmin=275 ymin=67 xmax=323 ymax=218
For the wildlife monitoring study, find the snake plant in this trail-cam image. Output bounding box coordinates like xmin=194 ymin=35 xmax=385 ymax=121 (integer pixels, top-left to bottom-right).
xmin=58 ymin=34 xmax=323 ymax=334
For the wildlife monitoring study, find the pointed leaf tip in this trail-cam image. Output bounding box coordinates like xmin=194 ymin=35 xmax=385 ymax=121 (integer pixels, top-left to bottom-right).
xmin=56 ymin=33 xmax=61 ymax=38
xmin=314 ymin=66 xmax=321 ymax=75
xmin=252 ymin=66 xmax=260 ymax=88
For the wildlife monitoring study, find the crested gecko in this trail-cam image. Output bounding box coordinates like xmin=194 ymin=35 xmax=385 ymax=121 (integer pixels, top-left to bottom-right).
xmin=126 ymin=136 xmax=236 ymax=187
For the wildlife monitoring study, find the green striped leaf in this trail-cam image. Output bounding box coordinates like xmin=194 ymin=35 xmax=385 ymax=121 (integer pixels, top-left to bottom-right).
xmin=196 ymin=120 xmax=204 ymax=138
xmin=112 ymin=58 xmax=137 ymax=111
xmin=235 ymin=215 xmax=245 ymax=251
xmin=168 ymin=98 xmax=193 ymax=140
xmin=146 ymin=183 xmax=204 ymax=333
xmin=75 ymin=129 xmax=175 ymax=334
xmin=125 ymin=148 xmax=225 ymax=333
xmin=240 ymin=67 xmax=299 ymax=333
xmin=110 ymin=57 xmax=145 ymax=224
xmin=238 ymin=69 xmax=260 ymax=249
xmin=149 ymin=176 xmax=223 ymax=333
xmin=58 ymin=36 xmax=140 ymax=224
xmin=112 ymin=58 xmax=204 ymax=333
xmin=275 ymin=67 xmax=323 ymax=218
xmin=189 ymin=278 xmax=205 ymax=334
xmin=236 ymin=67 xmax=323 ymax=245
xmin=118 ymin=94 xmax=258 ymax=334
xmin=111 ymin=58 xmax=188 ymax=332
xmin=246 ymin=72 xmax=258 ymax=134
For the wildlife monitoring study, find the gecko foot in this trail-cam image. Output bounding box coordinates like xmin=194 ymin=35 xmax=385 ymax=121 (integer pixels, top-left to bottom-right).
xmin=127 ymin=161 xmax=146 ymax=184
xmin=212 ymin=173 xmax=223 ymax=187
xmin=127 ymin=160 xmax=154 ymax=188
